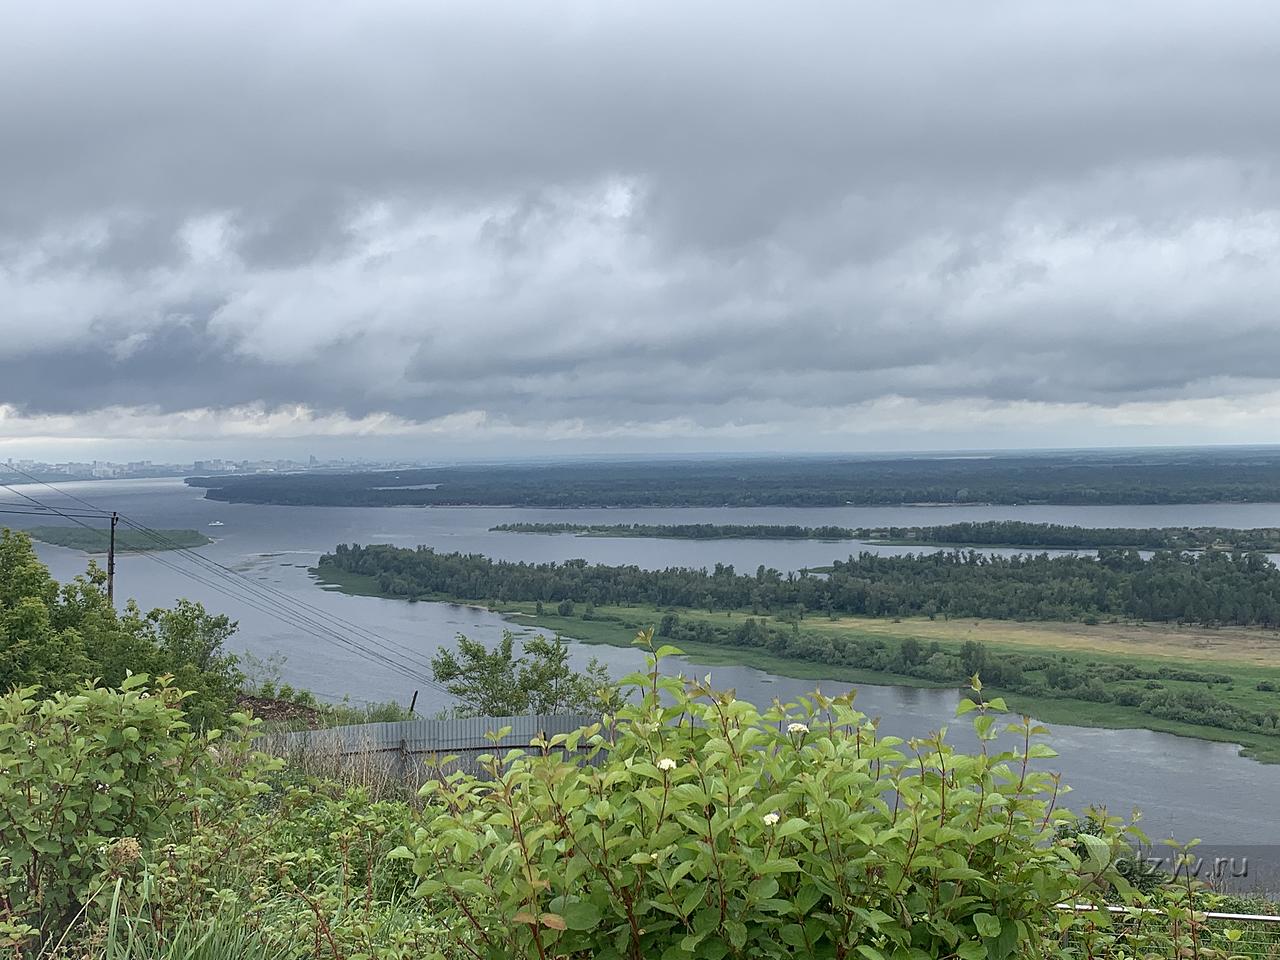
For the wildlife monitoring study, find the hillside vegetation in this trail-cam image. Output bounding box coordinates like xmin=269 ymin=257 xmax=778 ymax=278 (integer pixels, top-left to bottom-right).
xmin=5 ymin=640 xmax=1272 ymax=958
xmin=0 ymin=528 xmax=241 ymax=727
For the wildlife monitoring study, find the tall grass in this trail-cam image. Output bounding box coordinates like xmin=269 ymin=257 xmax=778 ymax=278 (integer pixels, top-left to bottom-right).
xmin=260 ymin=730 xmax=418 ymax=801
xmin=100 ymin=881 xmax=293 ymax=960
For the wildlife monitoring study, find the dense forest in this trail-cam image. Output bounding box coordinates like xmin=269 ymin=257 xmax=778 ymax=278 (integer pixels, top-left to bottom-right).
xmin=492 ymin=519 xmax=1280 ymax=550
xmin=189 ymin=448 xmax=1280 ymax=507
xmin=859 ymin=521 xmax=1280 ymax=549
xmin=319 ymin=543 xmax=1280 ymax=626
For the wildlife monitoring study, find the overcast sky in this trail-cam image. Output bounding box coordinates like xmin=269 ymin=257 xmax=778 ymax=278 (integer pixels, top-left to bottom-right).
xmin=3 ymin=2 xmax=1280 ymax=461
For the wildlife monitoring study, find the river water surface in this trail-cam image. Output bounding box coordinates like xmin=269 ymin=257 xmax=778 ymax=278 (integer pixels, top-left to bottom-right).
xmin=7 ymin=477 xmax=1280 ymax=859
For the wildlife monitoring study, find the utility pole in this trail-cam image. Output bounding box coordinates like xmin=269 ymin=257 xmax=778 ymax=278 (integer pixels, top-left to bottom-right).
xmin=107 ymin=512 xmax=118 ymax=605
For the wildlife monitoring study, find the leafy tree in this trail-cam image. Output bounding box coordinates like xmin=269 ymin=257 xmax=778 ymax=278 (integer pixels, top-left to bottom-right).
xmin=0 ymin=529 xmax=242 ymax=727
xmin=429 ymin=631 xmax=613 ymax=717
xmin=125 ymin=599 xmax=244 ymax=729
xmin=0 ymin=529 xmax=94 ymax=691
xmin=899 ymin=635 xmax=921 ymax=665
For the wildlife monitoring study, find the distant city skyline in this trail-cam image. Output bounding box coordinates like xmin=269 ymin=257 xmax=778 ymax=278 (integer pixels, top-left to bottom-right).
xmin=9 ymin=440 xmax=1280 ymax=480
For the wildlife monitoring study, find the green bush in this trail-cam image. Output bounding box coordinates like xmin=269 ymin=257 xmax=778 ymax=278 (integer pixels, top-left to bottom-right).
xmin=8 ymin=653 xmax=1261 ymax=959
xmin=397 ymin=632 xmax=1146 ymax=959
xmin=0 ymin=676 xmax=273 ymax=944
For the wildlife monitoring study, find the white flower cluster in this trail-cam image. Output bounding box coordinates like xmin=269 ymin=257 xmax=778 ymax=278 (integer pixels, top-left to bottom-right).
xmin=762 ymin=812 xmax=781 ymax=827
xmin=656 ymin=757 xmax=677 ymax=772
xmin=786 ymin=722 xmax=809 ymax=735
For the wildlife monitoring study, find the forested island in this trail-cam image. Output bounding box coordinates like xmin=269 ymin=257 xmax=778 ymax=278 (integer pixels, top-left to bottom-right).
xmin=492 ymin=519 xmax=1280 ymax=550
xmin=316 ymin=543 xmax=1280 ymax=757
xmin=25 ymin=526 xmax=211 ymax=552
xmin=491 ymin=522 xmax=862 ymax=539
xmin=188 ymin=447 xmax=1280 ymax=507
xmin=320 ymin=543 xmax=1280 ymax=625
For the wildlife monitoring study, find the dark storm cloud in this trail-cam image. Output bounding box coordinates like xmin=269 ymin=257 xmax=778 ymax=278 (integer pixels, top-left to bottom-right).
xmin=3 ymin=1 xmax=1280 ymax=446
xmin=0 ymin=318 xmax=349 ymax=414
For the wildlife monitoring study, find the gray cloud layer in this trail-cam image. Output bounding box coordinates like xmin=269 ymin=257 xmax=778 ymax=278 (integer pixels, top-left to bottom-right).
xmin=3 ymin=2 xmax=1280 ymax=450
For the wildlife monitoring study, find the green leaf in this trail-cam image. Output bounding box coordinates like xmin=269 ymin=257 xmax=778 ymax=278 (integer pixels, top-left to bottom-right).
xmin=776 ymin=817 xmax=808 ymax=838
xmin=561 ymin=900 xmax=602 ymax=930
xmin=411 ymin=879 xmax=445 ymax=898
xmin=1079 ymin=833 xmax=1112 ymax=867
xmin=724 ymin=919 xmax=747 ymax=950
xmin=989 ymin=919 xmax=1018 ymax=960
xmin=780 ymin=924 xmax=808 ymax=948
xmin=682 ymin=884 xmax=709 ymax=918
xmin=973 ymin=913 xmax=1001 ymax=938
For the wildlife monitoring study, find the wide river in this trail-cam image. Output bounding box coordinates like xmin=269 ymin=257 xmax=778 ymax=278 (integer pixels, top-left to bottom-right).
xmin=7 ymin=477 xmax=1280 ymax=873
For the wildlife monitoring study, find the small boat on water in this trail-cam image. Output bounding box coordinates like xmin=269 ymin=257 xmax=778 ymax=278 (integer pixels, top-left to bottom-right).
xmin=208 ymin=520 xmax=225 ymax=527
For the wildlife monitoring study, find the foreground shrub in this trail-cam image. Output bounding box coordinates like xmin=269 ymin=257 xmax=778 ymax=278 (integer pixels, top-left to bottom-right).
xmin=98 ymin=779 xmax=448 ymax=960
xmin=399 ymin=632 xmax=1152 ymax=960
xmin=0 ymin=675 xmax=272 ymax=947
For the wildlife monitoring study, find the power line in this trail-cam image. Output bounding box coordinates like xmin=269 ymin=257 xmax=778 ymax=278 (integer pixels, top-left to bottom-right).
xmin=124 ymin=544 xmax=439 ymax=687
xmin=2 ymin=463 xmax=450 ymax=694
xmin=114 ymin=517 xmax=447 ymax=683
xmin=0 ymin=505 xmax=115 ymax=521
xmin=1 ymin=467 xmax=106 ymax=513
xmin=0 ymin=481 xmax=109 ymax=536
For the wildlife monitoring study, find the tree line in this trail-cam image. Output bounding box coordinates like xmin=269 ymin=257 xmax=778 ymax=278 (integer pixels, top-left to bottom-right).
xmin=649 ymin=614 xmax=1276 ymax=740
xmin=491 ymin=522 xmax=860 ymax=539
xmin=320 ymin=542 xmax=1280 ymax=627
xmin=859 ymin=521 xmax=1280 ymax=551
xmin=492 ymin=519 xmax=1280 ymax=551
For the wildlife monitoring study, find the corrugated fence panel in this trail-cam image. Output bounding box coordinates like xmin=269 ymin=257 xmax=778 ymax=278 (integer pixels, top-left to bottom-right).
xmin=257 ymin=713 xmax=599 ymax=758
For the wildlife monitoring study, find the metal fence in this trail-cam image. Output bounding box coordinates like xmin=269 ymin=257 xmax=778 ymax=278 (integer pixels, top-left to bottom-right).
xmin=1058 ymin=903 xmax=1280 ymax=958
xmin=256 ymin=713 xmax=599 ymax=784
